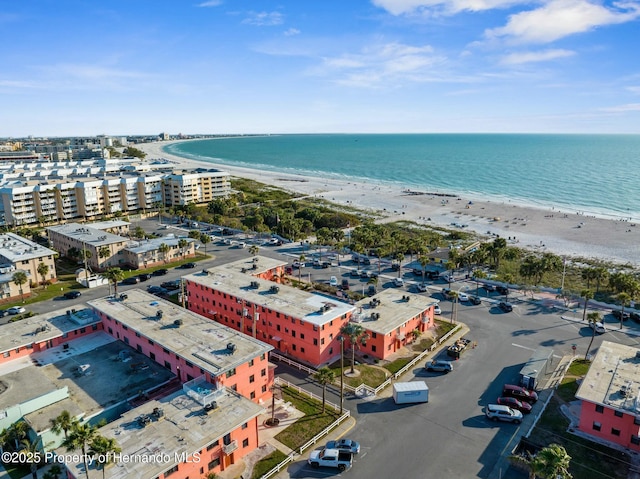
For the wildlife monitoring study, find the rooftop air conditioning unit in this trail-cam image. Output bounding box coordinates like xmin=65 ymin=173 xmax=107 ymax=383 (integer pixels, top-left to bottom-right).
xmin=227 ymin=343 xmax=237 ymax=354
xmin=250 ymin=281 xmax=259 ymax=289
xmin=173 ymin=319 xmax=183 ymax=327
xmin=156 ymin=310 xmax=164 ymax=319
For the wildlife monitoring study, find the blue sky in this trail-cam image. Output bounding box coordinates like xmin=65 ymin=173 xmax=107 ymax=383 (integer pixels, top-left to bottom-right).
xmin=1 ymin=0 xmax=639 ymax=136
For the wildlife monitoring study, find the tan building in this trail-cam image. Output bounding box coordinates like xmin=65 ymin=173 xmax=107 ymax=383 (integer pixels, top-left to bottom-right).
xmin=121 ymin=237 xmax=195 ymax=269
xmin=0 ymin=232 xmax=58 ymax=290
xmin=163 ymin=170 xmax=231 ymax=206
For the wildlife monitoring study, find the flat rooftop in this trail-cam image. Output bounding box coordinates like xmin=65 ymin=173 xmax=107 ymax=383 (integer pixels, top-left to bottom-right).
xmin=88 ymin=290 xmax=273 ymax=377
xmin=124 ymin=236 xmax=194 ymax=255
xmin=2 ymin=334 xmax=173 ymax=432
xmin=0 ymin=232 xmax=57 ymax=262
xmin=46 ymin=223 xmax=126 ymax=247
xmin=216 ymin=255 xmax=287 ymax=276
xmin=0 ymin=307 xmax=101 ymax=353
xmin=576 ymin=340 xmax=640 ymax=414
xmin=352 ymin=289 xmax=437 ymax=335
xmin=62 ymin=387 xmax=263 ymax=479
xmin=86 ymin=220 xmax=130 ymax=230
xmin=185 ymin=266 xmax=355 ymax=327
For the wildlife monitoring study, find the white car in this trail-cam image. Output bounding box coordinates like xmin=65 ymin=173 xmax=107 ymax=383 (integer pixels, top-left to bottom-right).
xmin=457 ymin=292 xmax=469 ymax=302
xmin=393 ymin=277 xmax=405 ymax=287
xmin=416 ymin=283 xmax=428 ymax=292
xmin=329 ymin=276 xmax=338 ymax=287
xmin=7 ymin=306 xmax=26 ymax=315
xmin=292 ymin=261 xmax=305 ymax=268
xmin=434 ymin=305 xmax=442 ymax=315
xmin=590 ymin=321 xmax=606 ymax=334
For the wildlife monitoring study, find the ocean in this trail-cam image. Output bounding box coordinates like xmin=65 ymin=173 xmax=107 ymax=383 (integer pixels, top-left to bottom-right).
xmin=165 ymin=134 xmax=640 ymax=221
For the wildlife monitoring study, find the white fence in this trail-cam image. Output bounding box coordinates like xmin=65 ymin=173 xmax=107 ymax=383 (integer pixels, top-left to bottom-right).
xmin=259 ymin=378 xmax=351 ymax=479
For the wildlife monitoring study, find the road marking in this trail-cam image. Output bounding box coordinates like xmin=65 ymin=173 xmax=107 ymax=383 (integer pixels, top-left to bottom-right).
xmin=511 ymin=343 xmax=535 ymax=352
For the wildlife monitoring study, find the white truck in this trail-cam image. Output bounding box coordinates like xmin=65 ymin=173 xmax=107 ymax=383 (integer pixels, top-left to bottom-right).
xmin=392 ymin=381 xmax=429 ymax=404
xmin=308 ymin=447 xmax=353 ymax=471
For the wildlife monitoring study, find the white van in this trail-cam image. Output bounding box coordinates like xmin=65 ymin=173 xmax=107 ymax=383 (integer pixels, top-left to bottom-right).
xmin=485 ymin=404 xmax=523 ymax=424
xmin=590 ymin=321 xmax=606 ymax=334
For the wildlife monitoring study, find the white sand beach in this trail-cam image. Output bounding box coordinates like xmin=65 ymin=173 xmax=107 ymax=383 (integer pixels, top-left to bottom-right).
xmin=139 ymin=140 xmax=640 ymax=267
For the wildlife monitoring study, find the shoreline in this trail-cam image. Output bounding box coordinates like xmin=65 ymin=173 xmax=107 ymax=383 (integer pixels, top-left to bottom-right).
xmin=139 ymin=140 xmax=640 ymax=267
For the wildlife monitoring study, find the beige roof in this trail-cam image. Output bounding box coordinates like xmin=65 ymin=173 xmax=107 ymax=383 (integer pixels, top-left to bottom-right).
xmin=576 ymin=340 xmax=640 ymax=414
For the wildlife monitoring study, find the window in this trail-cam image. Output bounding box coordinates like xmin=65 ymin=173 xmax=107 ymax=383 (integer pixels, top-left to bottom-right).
xmin=164 ymin=464 xmax=179 ymax=476
xmin=321 ymin=338 xmax=325 ymax=345
xmin=249 ymin=359 xmax=254 ymax=367
xmin=262 ymin=385 xmax=267 ymax=393
xmin=292 ymin=344 xmax=296 ymax=351
xmin=632 ymin=435 xmax=640 ymax=445
xmin=635 ymin=417 xmax=640 ymax=426
xmin=371 ymin=332 xmax=377 ymax=339
xmin=592 ymin=422 xmax=601 ymax=431
xmin=615 ymin=410 xmax=623 ymax=418
xmin=242 ymin=422 xmax=248 ymax=429
xmin=612 ymin=428 xmax=621 ymax=436
xmin=249 ymin=375 xmax=255 ymax=383
xmin=148 ymin=339 xmax=155 ymax=346
xmin=300 ymin=333 xmax=304 ymax=339
xmin=150 ymin=352 xmax=156 ymax=360
xmin=261 ymin=353 xmax=265 ymax=360
xmin=242 ymin=438 xmax=249 ymax=448
xmin=250 ymin=391 xmax=256 ymax=399
xmin=226 ymin=368 xmax=236 ymax=378
xmin=372 ymin=345 xmax=377 ymax=352
xmin=261 ymin=368 xmax=266 ymax=377
xmin=301 ymin=347 xmax=305 ymax=353
xmin=595 ymin=405 xmax=604 ymax=413
xmin=313 ymin=339 xmax=318 ymax=345
xmin=208 ymin=458 xmax=220 ymax=470
xmin=164 ymin=361 xmax=171 ymax=370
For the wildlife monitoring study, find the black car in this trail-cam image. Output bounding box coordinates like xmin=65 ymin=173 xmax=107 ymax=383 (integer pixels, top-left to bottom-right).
xmin=161 ymin=280 xmax=181 ymax=291
xmin=320 ymin=261 xmax=331 ymax=268
xmin=611 ymin=310 xmax=630 ymax=321
xmin=152 ymin=269 xmax=169 ymax=276
xmin=498 ymin=301 xmax=513 ymax=312
xmin=122 ymin=277 xmax=140 ymax=285
xmin=496 ymin=285 xmax=509 ymax=295
xmin=180 ymin=262 xmax=196 ymax=269
xmin=138 ymin=273 xmax=151 ymax=282
xmin=341 ymin=279 xmax=350 ymax=290
xmin=147 ymin=285 xmax=168 ymax=295
xmin=482 ymin=284 xmax=496 ymax=292
xmin=64 ymin=291 xmax=82 ymax=299
xmin=468 ymin=295 xmax=482 ymax=305
xmin=630 ymin=311 xmax=640 ymax=323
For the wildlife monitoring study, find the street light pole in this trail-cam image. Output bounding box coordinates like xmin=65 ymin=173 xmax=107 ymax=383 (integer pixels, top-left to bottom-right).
xmin=560 ymin=257 xmax=567 ymax=293
xmin=339 ymin=335 xmax=344 ymax=413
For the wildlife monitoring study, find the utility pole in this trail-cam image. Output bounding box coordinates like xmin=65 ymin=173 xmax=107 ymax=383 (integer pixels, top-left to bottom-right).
xmin=339 ymin=335 xmax=345 ymax=413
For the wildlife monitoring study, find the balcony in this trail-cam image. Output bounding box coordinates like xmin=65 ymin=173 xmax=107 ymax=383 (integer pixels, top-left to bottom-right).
xmin=222 ymin=440 xmax=238 ymax=455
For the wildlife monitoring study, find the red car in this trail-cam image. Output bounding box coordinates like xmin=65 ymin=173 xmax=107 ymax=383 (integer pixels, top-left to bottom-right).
xmin=503 ymin=384 xmax=539 ymax=403
xmin=497 ymin=396 xmax=532 ymax=414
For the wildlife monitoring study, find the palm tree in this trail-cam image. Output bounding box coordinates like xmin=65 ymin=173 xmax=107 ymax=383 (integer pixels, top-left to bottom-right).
xmin=133 ymin=226 xmax=146 ymax=239
xmin=297 ymin=254 xmax=306 ymax=282
xmin=418 ymin=254 xmax=430 ymax=285
xmin=101 ymin=267 xmax=124 ymax=296
xmin=473 ymin=269 xmax=487 ymax=296
xmin=98 ymin=246 xmax=111 ymax=268
xmin=19 ymin=438 xmax=43 ymax=479
xmin=593 ymin=266 xmax=609 ymax=293
xmin=199 ymin=233 xmax=211 ymax=254
xmin=249 ymin=245 xmax=259 ymax=257
xmin=394 ymin=252 xmax=404 ymax=278
xmin=89 ymin=435 xmax=121 ymax=479
xmin=580 ymin=289 xmax=593 ymax=322
xmin=617 ymin=292 xmax=631 ymax=330
xmin=449 ymin=290 xmax=459 ymax=324
xmin=50 ymin=410 xmax=78 ymax=440
xmin=313 ymin=367 xmax=336 ymax=413
xmin=62 ymin=422 xmax=98 ymax=479
xmin=43 ymin=465 xmax=62 ymax=479
xmin=585 ymin=311 xmax=601 ymax=361
xmin=13 ymin=270 xmax=28 ymax=302
xmin=178 ymin=238 xmax=188 ymax=260
xmin=533 ymin=443 xmax=572 ymax=479
xmin=339 ymin=322 xmax=369 ymax=373
xmin=158 ymin=242 xmax=170 ymax=263
xmin=37 ymin=262 xmax=49 ymax=288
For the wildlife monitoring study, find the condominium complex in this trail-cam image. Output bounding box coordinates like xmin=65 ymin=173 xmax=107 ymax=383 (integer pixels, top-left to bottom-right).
xmin=184 ymin=256 xmax=438 ymax=367
xmin=0 ymin=157 xmax=231 ymax=226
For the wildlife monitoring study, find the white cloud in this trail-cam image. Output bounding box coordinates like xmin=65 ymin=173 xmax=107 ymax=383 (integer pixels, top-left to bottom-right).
xmin=372 ymin=0 xmax=527 ymax=15
xmin=485 ymin=0 xmax=640 ymax=44
xmin=317 ymin=42 xmax=447 ymax=88
xmin=196 ymin=0 xmax=222 ymax=7
xmin=600 ymin=103 xmax=640 ymax=112
xmin=284 ymin=28 xmax=300 ymax=36
xmin=501 ymin=48 xmax=575 ymax=64
xmin=242 ymin=11 xmax=284 ymax=26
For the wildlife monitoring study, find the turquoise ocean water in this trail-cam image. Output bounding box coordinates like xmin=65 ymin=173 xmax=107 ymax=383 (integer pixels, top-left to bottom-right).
xmin=165 ymin=134 xmax=640 ymax=221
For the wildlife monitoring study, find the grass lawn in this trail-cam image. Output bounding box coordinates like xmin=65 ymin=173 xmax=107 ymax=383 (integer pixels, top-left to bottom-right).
xmin=384 ymin=356 xmax=418 ymax=375
xmin=434 ymin=319 xmax=458 ymax=338
xmin=327 ymin=361 xmax=388 ymax=388
xmin=251 ymin=450 xmax=288 ymax=479
xmin=274 ymin=387 xmax=341 ymax=451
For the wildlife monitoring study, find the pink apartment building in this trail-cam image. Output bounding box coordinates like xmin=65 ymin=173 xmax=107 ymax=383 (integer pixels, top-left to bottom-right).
xmin=184 ymin=256 xmax=438 ymax=367
xmin=576 ymin=340 xmax=640 ymax=451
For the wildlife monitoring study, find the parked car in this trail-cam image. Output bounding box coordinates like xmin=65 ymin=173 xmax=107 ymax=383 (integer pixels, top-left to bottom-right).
xmin=611 ymin=310 xmax=630 ymax=321
xmin=285 ymin=266 xmax=293 ymax=275
xmin=482 ymin=284 xmax=497 ymax=292
xmin=326 ymin=439 xmax=361 ymax=454
xmin=0 ymin=310 xmax=9 ymax=317
xmin=329 ymin=276 xmax=338 ymax=287
xmin=590 ymin=321 xmax=607 ymax=334
xmin=426 ymin=360 xmax=453 ymax=373
xmin=161 ymin=280 xmax=181 ymax=291
xmin=434 ymin=305 xmax=442 ymax=315
xmin=138 ymin=273 xmax=151 ymax=282
xmin=350 ymin=269 xmax=361 ymax=277
xmin=442 ymin=288 xmax=453 ymax=299
xmin=631 ymin=311 xmax=640 ymax=323
xmin=292 ymin=261 xmax=305 ymax=268
xmin=148 ymin=285 xmax=168 ymax=295
xmin=180 ymin=262 xmax=196 ymax=269
xmin=502 ymin=384 xmax=538 ymax=403
xmin=64 ymin=291 xmax=82 ymax=299
xmin=367 ymin=285 xmax=376 ymax=296
xmin=497 ymin=396 xmax=532 ymax=414
xmin=457 ymin=292 xmax=469 ymax=302
xmin=152 ymin=269 xmax=169 ymax=276
xmin=341 ymin=279 xmax=350 ymax=290
xmin=496 ymin=285 xmax=509 ymax=295
xmin=122 ymin=277 xmax=140 ymax=285
xmin=359 ymin=269 xmax=369 ymax=278
xmin=498 ymin=301 xmax=513 ymax=312
xmin=416 ymin=283 xmax=428 ymax=292
xmin=485 ymin=404 xmax=523 ymax=424
xmin=468 ymin=295 xmax=482 ymax=305
xmin=320 ymin=261 xmax=331 ymax=268
xmin=393 ymin=277 xmax=405 ymax=287
xmin=7 ymin=306 xmax=26 ymax=315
